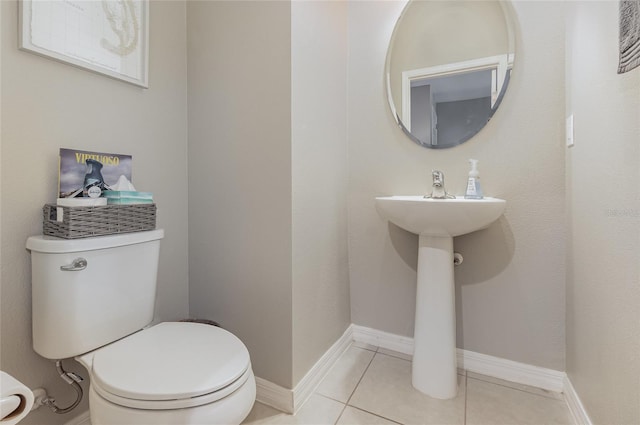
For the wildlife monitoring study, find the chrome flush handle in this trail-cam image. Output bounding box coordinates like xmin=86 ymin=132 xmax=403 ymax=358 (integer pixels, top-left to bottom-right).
xmin=60 ymin=258 xmax=88 ymax=272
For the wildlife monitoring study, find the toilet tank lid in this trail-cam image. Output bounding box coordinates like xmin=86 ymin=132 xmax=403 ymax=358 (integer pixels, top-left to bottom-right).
xmin=26 ymin=229 xmax=164 ymax=253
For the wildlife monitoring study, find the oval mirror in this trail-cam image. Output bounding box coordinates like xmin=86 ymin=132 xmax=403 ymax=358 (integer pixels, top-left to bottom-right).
xmin=386 ymin=0 xmax=516 ymax=149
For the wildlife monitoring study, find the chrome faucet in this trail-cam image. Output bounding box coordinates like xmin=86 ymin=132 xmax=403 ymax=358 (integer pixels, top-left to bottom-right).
xmin=426 ymin=170 xmax=454 ymax=199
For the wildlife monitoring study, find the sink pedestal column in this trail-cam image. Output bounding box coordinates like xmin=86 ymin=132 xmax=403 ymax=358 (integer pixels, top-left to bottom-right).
xmin=413 ymin=234 xmax=458 ymax=399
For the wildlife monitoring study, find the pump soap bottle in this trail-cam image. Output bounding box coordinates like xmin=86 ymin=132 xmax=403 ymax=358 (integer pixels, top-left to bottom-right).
xmin=464 ymin=159 xmax=484 ymax=199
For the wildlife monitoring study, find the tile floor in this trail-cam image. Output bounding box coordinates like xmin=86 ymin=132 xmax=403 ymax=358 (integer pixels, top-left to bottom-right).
xmin=242 ymin=343 xmax=573 ymax=425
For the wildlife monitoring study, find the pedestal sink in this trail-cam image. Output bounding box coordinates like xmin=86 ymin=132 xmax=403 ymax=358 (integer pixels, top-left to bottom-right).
xmin=375 ymin=195 xmax=506 ymax=399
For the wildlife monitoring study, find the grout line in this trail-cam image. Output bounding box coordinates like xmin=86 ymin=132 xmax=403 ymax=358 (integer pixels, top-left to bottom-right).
xmin=316 ymin=392 xmax=349 ymax=405
xmin=466 ymin=375 xmax=565 ymax=401
xmin=344 ymin=350 xmax=377 ymax=406
xmin=332 ymin=402 xmax=348 ymax=425
xmin=347 ymin=405 xmax=404 ymax=425
xmin=353 ymin=344 xmax=379 ymax=354
xmin=376 ymin=349 xmax=412 ymax=362
xmin=328 ymin=346 xmax=379 ymax=425
xmin=463 ymin=374 xmax=468 ymax=425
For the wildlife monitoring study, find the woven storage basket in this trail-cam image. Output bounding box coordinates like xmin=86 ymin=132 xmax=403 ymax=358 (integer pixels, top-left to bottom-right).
xmin=43 ymin=203 xmax=156 ymax=239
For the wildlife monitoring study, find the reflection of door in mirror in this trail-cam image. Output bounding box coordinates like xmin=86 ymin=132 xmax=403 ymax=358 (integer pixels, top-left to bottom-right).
xmin=403 ymin=56 xmax=512 ymax=147
xmin=386 ymin=0 xmax=516 ymax=149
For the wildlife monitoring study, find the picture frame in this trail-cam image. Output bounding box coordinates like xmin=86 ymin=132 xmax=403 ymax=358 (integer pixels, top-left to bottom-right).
xmin=618 ymin=0 xmax=640 ymax=74
xmin=18 ymin=0 xmax=149 ymax=88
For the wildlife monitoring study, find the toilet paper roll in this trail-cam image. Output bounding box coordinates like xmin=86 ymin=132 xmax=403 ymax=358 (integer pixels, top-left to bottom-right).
xmin=0 ymin=372 xmax=34 ymax=425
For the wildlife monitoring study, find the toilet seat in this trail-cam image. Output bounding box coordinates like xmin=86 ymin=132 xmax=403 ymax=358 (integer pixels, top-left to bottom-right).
xmin=92 ymin=367 xmax=253 ymax=410
xmin=78 ymin=322 xmax=252 ymax=410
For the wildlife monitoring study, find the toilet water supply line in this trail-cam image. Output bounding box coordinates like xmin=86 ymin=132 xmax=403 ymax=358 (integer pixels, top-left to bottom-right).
xmin=40 ymin=360 xmax=84 ymax=414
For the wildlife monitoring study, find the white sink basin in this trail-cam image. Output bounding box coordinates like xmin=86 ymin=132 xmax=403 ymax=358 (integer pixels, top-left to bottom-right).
xmin=375 ymin=194 xmax=506 ymax=399
xmin=375 ymin=195 xmax=506 ymax=237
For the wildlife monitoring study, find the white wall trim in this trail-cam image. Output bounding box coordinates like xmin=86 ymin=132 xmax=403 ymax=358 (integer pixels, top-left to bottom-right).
xmin=256 ymin=325 xmax=354 ymax=414
xmin=352 ymin=324 xmax=565 ymax=393
xmin=351 ymin=324 xmax=413 ymax=355
xmin=68 ymin=325 xmax=593 ymax=425
xmin=255 ymin=377 xmax=294 ymax=414
xmin=563 ymin=375 xmax=593 ymax=425
xmin=457 ymin=349 xmax=565 ymax=393
xmin=62 ymin=326 xmax=354 ymax=420
xmin=292 ymin=325 xmax=353 ymax=412
xmin=64 ymin=410 xmax=91 ymax=425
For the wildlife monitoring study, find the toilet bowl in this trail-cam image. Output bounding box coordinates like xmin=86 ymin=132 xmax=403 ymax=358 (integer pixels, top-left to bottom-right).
xmin=27 ymin=230 xmax=256 ymax=424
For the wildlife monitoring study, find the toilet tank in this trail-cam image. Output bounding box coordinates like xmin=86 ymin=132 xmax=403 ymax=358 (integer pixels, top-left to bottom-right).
xmin=26 ymin=229 xmax=164 ymax=359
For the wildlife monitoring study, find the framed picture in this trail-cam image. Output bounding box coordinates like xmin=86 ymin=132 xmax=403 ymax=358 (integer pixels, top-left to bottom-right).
xmin=19 ymin=0 xmax=149 ymax=88
xmin=618 ymin=0 xmax=640 ymax=74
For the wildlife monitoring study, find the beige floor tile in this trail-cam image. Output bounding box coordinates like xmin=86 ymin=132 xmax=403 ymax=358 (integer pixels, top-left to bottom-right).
xmin=242 ymin=394 xmax=345 ymax=425
xmin=466 ymin=371 xmax=564 ymax=400
xmin=349 ymin=353 xmax=466 ymax=425
xmin=377 ymin=349 xmax=466 ymax=376
xmin=336 ymin=406 xmax=400 ymax=425
xmin=316 ymin=346 xmax=376 ymax=403
xmin=466 ymin=377 xmax=573 ymax=425
xmin=242 ymin=402 xmax=285 ymax=424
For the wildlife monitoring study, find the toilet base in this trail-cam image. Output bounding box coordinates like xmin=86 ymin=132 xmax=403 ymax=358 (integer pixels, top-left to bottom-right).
xmin=89 ymin=373 xmax=256 ymax=425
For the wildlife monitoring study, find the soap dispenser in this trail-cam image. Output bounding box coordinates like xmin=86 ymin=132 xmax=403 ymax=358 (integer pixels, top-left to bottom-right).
xmin=464 ymin=159 xmax=484 ymax=199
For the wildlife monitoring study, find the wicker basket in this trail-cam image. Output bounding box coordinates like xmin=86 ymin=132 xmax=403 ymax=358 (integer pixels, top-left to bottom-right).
xmin=43 ymin=203 xmax=156 ymax=239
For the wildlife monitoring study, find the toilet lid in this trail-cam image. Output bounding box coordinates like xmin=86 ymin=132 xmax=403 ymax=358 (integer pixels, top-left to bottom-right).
xmin=90 ymin=322 xmax=251 ymax=402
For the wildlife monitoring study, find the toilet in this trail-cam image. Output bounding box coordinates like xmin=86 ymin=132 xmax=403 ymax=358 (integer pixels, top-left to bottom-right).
xmin=26 ymin=229 xmax=256 ymax=425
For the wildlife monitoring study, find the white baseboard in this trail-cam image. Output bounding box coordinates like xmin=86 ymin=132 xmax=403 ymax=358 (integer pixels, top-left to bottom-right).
xmin=70 ymin=323 xmax=591 ymax=425
xmin=563 ymin=375 xmax=593 ymax=425
xmin=352 ymin=324 xmax=565 ymax=393
xmin=254 ymin=377 xmax=294 ymax=414
xmin=351 ymin=325 xmax=603 ymax=425
xmin=258 ymin=324 xmax=572 ymax=414
xmin=255 ymin=325 xmax=353 ymax=414
xmin=457 ymin=349 xmax=565 ymax=393
xmin=62 ymin=326 xmax=352 ymax=421
xmin=292 ymin=326 xmax=353 ymax=412
xmin=351 ymin=324 xmax=413 ymax=355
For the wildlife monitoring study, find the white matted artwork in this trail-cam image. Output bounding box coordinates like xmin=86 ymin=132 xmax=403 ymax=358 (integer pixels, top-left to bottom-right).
xmin=19 ymin=0 xmax=149 ymax=88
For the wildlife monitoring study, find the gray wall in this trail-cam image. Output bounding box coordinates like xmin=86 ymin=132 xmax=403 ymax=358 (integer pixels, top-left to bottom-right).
xmin=0 ymin=1 xmax=189 ymax=424
xmin=291 ymin=1 xmax=351 ymax=385
xmin=565 ymin=2 xmax=640 ymax=423
xmin=5 ymin=3 xmax=639 ymax=423
xmin=348 ymin=1 xmax=567 ymax=371
xmin=187 ymin=1 xmax=294 ymax=388
xmin=187 ymin=0 xmax=352 ymax=389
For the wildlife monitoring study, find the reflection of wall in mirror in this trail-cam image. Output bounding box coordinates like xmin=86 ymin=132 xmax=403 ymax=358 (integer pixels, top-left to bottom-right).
xmin=410 ymin=86 xmax=491 ymax=148
xmin=408 ymin=66 xmax=496 ymax=147
xmin=390 ymin=1 xmax=510 ymax=120
xmin=436 ymin=96 xmax=491 ymax=147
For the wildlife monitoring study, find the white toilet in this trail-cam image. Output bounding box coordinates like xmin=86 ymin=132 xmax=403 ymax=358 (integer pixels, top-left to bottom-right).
xmin=27 ymin=229 xmax=256 ymax=425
